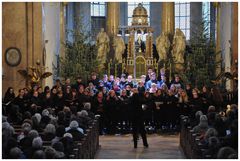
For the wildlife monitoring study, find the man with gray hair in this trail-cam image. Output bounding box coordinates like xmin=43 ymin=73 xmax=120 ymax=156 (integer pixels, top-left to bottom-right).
xmin=9 ymin=147 xmax=23 ymax=159
xmin=65 ymin=120 xmax=84 ymax=141
xmin=83 ymin=102 xmax=95 ymax=119
xmin=32 ymin=136 xmax=43 ymax=150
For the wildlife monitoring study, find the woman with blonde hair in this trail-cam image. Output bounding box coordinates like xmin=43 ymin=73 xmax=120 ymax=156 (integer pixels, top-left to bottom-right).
xmin=178 ymin=90 xmax=190 ymax=116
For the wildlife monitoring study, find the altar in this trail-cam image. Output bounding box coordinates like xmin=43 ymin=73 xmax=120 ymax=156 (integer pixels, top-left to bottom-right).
xmin=116 ymin=3 xmax=158 ymax=79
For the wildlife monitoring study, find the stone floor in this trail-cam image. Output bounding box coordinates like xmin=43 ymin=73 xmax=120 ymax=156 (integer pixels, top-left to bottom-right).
xmin=95 ymin=133 xmax=185 ymax=159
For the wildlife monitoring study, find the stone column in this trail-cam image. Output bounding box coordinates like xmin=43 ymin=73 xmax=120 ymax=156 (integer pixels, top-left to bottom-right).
xmin=232 ymin=3 xmax=238 ymax=64
xmin=42 ymin=2 xmax=61 ymax=87
xmin=60 ymin=2 xmax=66 ymax=58
xmin=214 ymin=2 xmax=221 ymax=76
xmin=161 ymin=2 xmax=175 ymax=38
xmin=232 ymin=2 xmax=238 ymax=90
xmin=219 ymin=2 xmax=232 ymax=91
xmin=106 ymin=2 xmax=120 ymax=37
xmin=106 ymin=2 xmax=120 ymax=60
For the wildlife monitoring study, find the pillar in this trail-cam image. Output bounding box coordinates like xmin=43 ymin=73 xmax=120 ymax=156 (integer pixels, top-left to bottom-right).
xmin=42 ymin=2 xmax=61 ymax=87
xmin=214 ymin=2 xmax=222 ymax=76
xmin=106 ymin=2 xmax=120 ymax=37
xmin=232 ymin=3 xmax=238 ymax=64
xmin=219 ymin=3 xmax=232 ymax=91
xmin=232 ymin=3 xmax=238 ymax=90
xmin=60 ymin=2 xmax=66 ymax=58
xmin=161 ymin=2 xmax=175 ymax=38
xmin=106 ymin=2 xmax=120 ymax=60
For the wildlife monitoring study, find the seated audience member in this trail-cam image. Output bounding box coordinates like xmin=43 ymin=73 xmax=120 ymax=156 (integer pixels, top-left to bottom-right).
xmin=52 ymin=142 xmax=66 ymax=159
xmin=65 ymin=120 xmax=84 ymax=141
xmin=44 ymin=147 xmax=57 ymax=159
xmin=203 ymin=136 xmax=221 ymax=158
xmin=9 ymin=147 xmax=24 ymax=159
xmin=31 ymin=137 xmax=43 ymax=157
xmin=32 ymin=150 xmax=45 ymax=159
xmin=52 ymin=125 xmax=66 ymax=145
xmin=42 ymin=124 xmax=56 ymax=141
xmin=60 ymin=133 xmax=74 ymax=158
xmin=192 ymin=115 xmax=209 ymax=134
xmin=83 ymin=102 xmax=95 ymax=119
xmin=77 ymin=110 xmax=92 ymax=130
xmin=217 ymin=146 xmax=237 ymax=159
xmin=39 ymin=109 xmax=51 ymax=129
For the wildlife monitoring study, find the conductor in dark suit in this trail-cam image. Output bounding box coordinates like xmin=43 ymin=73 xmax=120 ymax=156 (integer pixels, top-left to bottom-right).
xmin=130 ymin=88 xmax=148 ymax=148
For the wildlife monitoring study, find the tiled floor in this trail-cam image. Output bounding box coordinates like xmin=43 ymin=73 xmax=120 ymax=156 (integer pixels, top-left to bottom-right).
xmin=95 ymin=133 xmax=185 ymax=159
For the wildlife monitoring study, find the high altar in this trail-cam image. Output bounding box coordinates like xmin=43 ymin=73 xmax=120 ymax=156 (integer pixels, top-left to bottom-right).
xmin=122 ymin=3 xmax=158 ymax=78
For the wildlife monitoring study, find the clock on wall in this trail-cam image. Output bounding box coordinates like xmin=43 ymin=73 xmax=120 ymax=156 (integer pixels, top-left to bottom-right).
xmin=5 ymin=47 xmax=22 ymax=67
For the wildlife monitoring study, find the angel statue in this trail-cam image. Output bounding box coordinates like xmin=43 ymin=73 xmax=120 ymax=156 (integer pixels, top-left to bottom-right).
xmin=113 ymin=36 xmax=125 ymax=63
xmin=171 ymin=28 xmax=186 ymax=73
xmin=156 ymin=31 xmax=170 ymax=62
xmin=172 ymin=28 xmax=186 ymax=64
xmin=96 ymin=28 xmax=110 ymax=70
xmin=18 ymin=60 xmax=52 ymax=88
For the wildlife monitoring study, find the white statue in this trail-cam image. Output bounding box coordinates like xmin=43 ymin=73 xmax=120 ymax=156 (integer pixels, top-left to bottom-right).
xmin=156 ymin=32 xmax=170 ymax=62
xmin=172 ymin=28 xmax=186 ymax=64
xmin=113 ymin=36 xmax=125 ymax=63
xmin=96 ymin=28 xmax=110 ymax=68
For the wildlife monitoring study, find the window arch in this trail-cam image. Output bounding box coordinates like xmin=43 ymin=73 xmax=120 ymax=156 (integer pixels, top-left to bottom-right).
xmin=175 ymin=2 xmax=190 ymax=40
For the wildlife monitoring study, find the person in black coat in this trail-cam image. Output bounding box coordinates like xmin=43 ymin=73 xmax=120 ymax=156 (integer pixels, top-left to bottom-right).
xmin=12 ymin=89 xmax=27 ymax=114
xmin=42 ymin=92 xmax=53 ymax=109
xmin=105 ymin=90 xmax=120 ymax=134
xmin=3 ymin=87 xmax=16 ymax=115
xmin=152 ymin=89 xmax=165 ymax=130
xmin=30 ymin=91 xmax=43 ymax=114
xmin=129 ymin=88 xmax=148 ymax=148
xmin=3 ymin=87 xmax=15 ymax=104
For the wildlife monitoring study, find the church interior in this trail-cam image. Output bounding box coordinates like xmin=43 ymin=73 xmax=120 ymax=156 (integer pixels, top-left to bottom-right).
xmin=2 ymin=2 xmax=238 ymax=159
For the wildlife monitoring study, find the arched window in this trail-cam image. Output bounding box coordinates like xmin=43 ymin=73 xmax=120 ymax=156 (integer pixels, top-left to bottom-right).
xmin=128 ymin=2 xmax=150 ymax=26
xmin=91 ymin=2 xmax=106 ymax=17
xmin=175 ymin=2 xmax=190 ymax=40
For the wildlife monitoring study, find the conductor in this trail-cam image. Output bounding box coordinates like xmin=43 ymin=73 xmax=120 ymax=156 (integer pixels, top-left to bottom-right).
xmin=130 ymin=88 xmax=149 ymax=148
